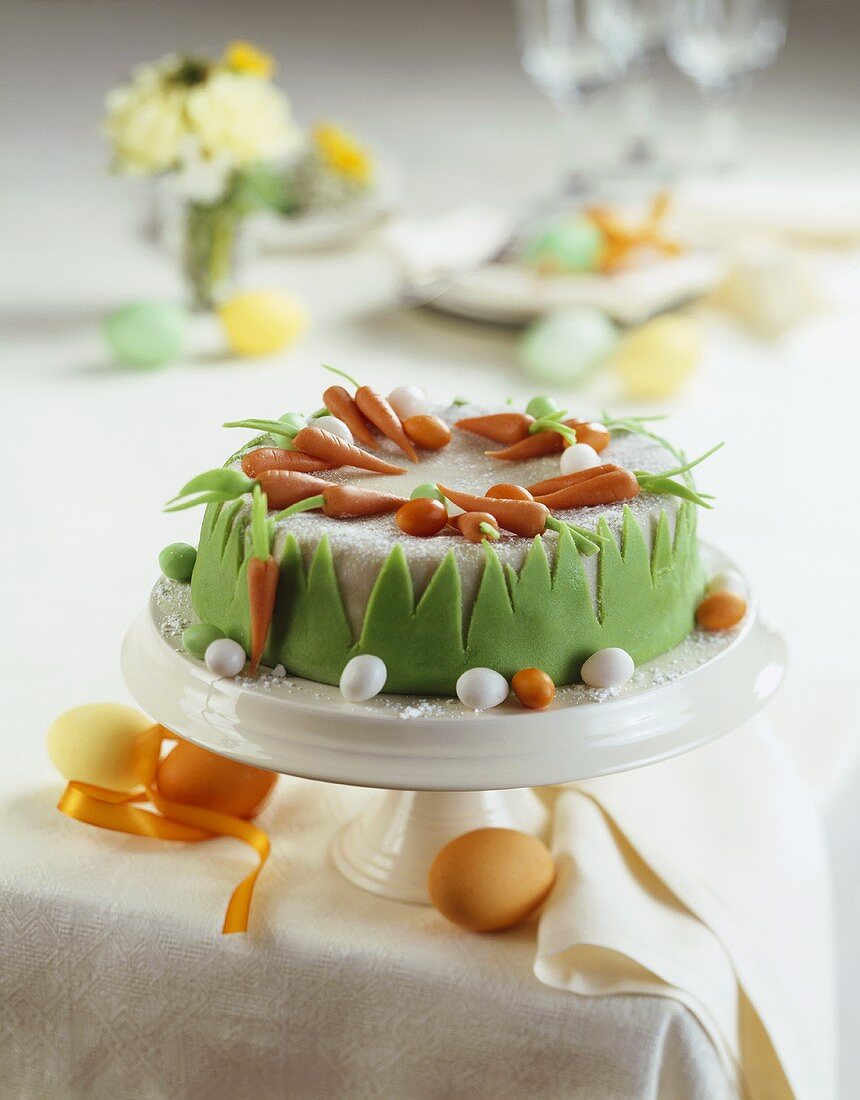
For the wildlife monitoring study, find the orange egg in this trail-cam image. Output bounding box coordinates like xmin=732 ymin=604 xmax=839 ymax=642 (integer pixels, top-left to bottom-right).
xmin=156 ymin=741 xmax=277 ymax=819
xmin=512 ymin=668 xmax=556 ymax=709
xmin=428 ymin=828 xmax=556 ymax=932
xmin=568 ymin=420 xmax=610 ymax=453
xmin=485 ymin=483 xmax=534 ymax=501
xmin=696 ymin=591 xmax=747 ymax=631
xmin=396 ymin=497 xmax=448 ymax=537
xmin=402 ymin=414 xmax=452 ymax=451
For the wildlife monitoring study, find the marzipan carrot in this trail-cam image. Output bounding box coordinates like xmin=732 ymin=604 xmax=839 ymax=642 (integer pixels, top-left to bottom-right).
xmin=241 ymin=448 xmax=337 ymax=479
xmin=276 ymin=484 xmax=407 ymax=520
xmin=324 ymin=365 xmax=418 ymax=463
xmin=437 ymin=485 xmax=549 ymax=538
xmin=255 ymin=469 xmax=331 ymax=510
xmin=450 ymin=512 xmax=500 ymax=543
xmin=527 ymin=464 xmax=619 ymax=497
xmin=486 ymin=432 xmax=563 ymax=461
xmin=455 ymin=412 xmax=534 ymax=444
xmin=534 ymin=469 xmax=641 ymax=509
xmin=323 ymin=385 xmax=378 ymax=448
xmin=292 ymin=426 xmax=407 ymax=475
xmin=247 ymin=486 xmax=280 ymax=676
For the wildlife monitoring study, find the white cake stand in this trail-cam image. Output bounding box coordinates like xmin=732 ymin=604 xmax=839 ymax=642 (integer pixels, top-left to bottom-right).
xmin=122 ymin=546 xmax=785 ymax=903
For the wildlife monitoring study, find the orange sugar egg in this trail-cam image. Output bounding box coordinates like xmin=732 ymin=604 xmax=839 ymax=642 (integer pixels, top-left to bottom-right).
xmin=696 ymin=591 xmax=747 ymax=631
xmin=396 ymin=496 xmax=449 ymax=537
xmin=511 ymin=668 xmax=556 ymax=710
xmin=485 ymin=483 xmax=534 ymax=501
xmin=156 ymin=741 xmax=278 ymax=819
xmin=402 ymin=415 xmax=452 ymax=451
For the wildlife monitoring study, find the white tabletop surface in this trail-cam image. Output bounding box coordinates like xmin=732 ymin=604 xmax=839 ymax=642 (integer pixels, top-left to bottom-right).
xmin=2 ymin=1 xmax=860 ymax=1096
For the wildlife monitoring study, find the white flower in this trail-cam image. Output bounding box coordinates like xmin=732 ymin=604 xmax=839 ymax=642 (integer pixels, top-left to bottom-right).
xmin=104 ymin=75 xmax=186 ymax=174
xmin=174 ymin=137 xmax=235 ymax=203
xmin=186 ymin=71 xmax=300 ymax=167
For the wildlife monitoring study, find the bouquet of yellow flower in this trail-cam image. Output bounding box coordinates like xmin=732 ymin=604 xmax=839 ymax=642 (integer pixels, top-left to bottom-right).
xmin=105 ymin=42 xmax=300 ymax=308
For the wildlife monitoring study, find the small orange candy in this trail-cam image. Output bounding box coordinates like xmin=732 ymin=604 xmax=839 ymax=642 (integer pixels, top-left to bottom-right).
xmin=396 ymin=497 xmax=449 ymax=537
xmin=485 ymin=483 xmax=534 ymax=501
xmin=512 ymin=668 xmax=556 ymax=710
xmin=402 ymin=415 xmax=452 ymax=451
xmin=696 ymin=591 xmax=747 ymax=631
xmin=568 ymin=420 xmax=610 ymax=453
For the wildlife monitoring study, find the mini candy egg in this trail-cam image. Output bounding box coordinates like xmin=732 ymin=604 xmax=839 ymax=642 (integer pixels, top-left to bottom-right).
xmin=388 ymin=385 xmax=430 ymax=421
xmin=218 ymin=290 xmax=308 ymax=357
xmin=402 ymin=415 xmax=451 ymax=451
xmin=182 ymin=623 xmax=226 ymax=660
xmin=526 ymin=395 xmax=560 ymax=419
xmin=158 ymin=542 xmax=198 ymax=583
xmin=205 ymin=638 xmax=247 ymax=678
xmin=428 ymin=828 xmax=556 ymax=932
xmin=696 ymin=591 xmax=747 ymax=631
xmin=156 ymin=741 xmax=277 ymax=819
xmin=581 ymin=647 xmax=635 ymax=688
xmin=613 ymin=314 xmax=699 ymax=401
xmin=520 ymin=215 xmax=604 ymax=275
xmin=706 ymin=569 xmax=746 ymax=599
xmin=340 ymin=654 xmax=388 ymax=702
xmin=519 ymin=307 xmax=618 ymax=387
xmin=512 ymin=668 xmax=556 ymax=710
xmin=312 ymin=415 xmax=353 ymax=443
xmin=47 ymin=703 xmax=154 ymax=792
xmin=396 ymin=497 xmax=449 ymax=537
xmin=103 ymin=301 xmax=188 ymax=369
xmin=559 ymin=442 xmax=600 ymax=476
xmin=456 ymin=668 xmax=509 ymax=711
xmin=411 ymin=483 xmax=448 ymax=505
xmin=486 ymin=483 xmax=534 ymax=501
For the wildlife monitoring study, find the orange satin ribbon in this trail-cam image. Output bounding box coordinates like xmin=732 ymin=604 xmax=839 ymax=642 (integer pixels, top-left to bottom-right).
xmin=57 ymin=725 xmax=270 ymax=934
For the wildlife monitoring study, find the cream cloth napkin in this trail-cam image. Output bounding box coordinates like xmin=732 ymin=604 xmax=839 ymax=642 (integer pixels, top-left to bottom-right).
xmin=535 ymin=719 xmax=835 ymax=1100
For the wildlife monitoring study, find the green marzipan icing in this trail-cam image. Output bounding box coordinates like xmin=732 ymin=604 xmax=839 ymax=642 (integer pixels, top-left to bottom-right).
xmin=190 ymin=501 xmax=704 ymax=694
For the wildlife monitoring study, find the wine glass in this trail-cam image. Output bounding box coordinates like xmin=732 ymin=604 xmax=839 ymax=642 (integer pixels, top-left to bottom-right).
xmin=619 ymin=0 xmax=670 ymax=169
xmin=666 ymin=0 xmax=787 ymax=168
xmin=516 ymin=0 xmax=639 ymax=196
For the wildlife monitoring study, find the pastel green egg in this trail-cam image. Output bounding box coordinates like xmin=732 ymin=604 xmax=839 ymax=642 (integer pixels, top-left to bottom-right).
xmin=521 ymin=215 xmax=604 ymax=275
xmin=47 ymin=703 xmax=153 ymax=792
xmin=519 ymin=307 xmax=618 ymax=387
xmin=158 ymin=542 xmax=198 ymax=582
xmin=103 ymin=301 xmax=188 ymax=369
xmin=613 ymin=314 xmax=700 ymax=400
xmin=182 ymin=623 xmax=226 ymax=660
xmin=218 ymin=291 xmax=308 ymax=357
xmin=526 ymin=395 xmax=559 ymax=418
xmin=410 ymin=482 xmax=447 ymax=503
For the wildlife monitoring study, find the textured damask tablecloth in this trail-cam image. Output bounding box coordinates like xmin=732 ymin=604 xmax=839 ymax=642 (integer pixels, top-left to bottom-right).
xmin=1 ymin=774 xmax=733 ymax=1100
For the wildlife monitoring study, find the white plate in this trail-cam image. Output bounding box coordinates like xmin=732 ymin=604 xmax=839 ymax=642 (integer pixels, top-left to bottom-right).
xmin=122 ymin=545 xmax=784 ymax=793
xmin=419 ymin=251 xmax=727 ymax=327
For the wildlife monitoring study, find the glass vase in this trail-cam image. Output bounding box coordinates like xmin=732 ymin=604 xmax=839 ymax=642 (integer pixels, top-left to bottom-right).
xmin=182 ymin=200 xmax=241 ymax=311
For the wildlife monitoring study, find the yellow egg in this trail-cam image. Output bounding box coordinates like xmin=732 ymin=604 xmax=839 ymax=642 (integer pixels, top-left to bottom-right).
xmin=613 ymin=313 xmax=700 ymax=400
xmin=155 ymin=740 xmax=277 ymax=819
xmin=47 ymin=703 xmax=153 ymax=792
xmin=218 ymin=290 xmax=308 ymax=357
xmin=428 ymin=828 xmax=556 ymax=932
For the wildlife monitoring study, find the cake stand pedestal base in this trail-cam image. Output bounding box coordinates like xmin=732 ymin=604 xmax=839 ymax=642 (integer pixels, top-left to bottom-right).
xmin=332 ymin=788 xmax=548 ymax=903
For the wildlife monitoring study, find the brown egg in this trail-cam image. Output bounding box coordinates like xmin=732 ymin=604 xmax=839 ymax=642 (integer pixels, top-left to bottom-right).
xmin=428 ymin=828 xmax=556 ymax=932
xmin=696 ymin=591 xmax=747 ymax=631
xmin=403 ymin=414 xmax=452 ymax=451
xmin=512 ymin=668 xmax=556 ymax=710
xmin=156 ymin=741 xmax=277 ymax=819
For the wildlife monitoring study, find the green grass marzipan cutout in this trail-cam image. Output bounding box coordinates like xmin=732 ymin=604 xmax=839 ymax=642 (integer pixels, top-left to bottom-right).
xmin=190 ymin=501 xmax=703 ymax=694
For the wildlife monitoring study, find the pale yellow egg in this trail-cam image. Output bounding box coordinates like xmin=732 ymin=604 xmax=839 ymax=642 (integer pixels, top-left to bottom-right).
xmin=613 ymin=313 xmax=700 ymax=400
xmin=428 ymin=828 xmax=556 ymax=932
xmin=46 ymin=703 xmax=153 ymax=792
xmin=218 ymin=290 xmax=308 ymax=358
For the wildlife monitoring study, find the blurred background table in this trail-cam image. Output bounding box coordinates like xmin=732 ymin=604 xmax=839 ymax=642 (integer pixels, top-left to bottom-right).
xmin=2 ymin=1 xmax=859 ymax=1096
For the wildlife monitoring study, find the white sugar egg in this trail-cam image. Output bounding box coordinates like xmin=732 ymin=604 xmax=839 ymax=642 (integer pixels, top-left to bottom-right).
xmin=456 ymin=668 xmax=509 ymax=711
xmin=313 ymin=415 xmax=353 ymax=444
xmin=205 ymin=638 xmax=247 ymax=678
xmin=560 ymin=442 xmax=600 ymax=475
xmin=581 ymin=647 xmax=634 ymax=689
xmin=340 ymin=654 xmax=388 ymax=702
xmin=706 ymin=569 xmax=746 ymax=599
xmin=388 ymin=385 xmax=430 ymax=420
